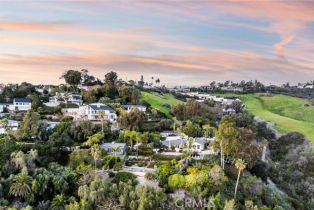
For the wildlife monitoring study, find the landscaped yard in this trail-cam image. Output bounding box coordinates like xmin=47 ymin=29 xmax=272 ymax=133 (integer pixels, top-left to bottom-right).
xmin=235 ymin=93 xmax=314 ymax=142
xmin=140 ymin=91 xmax=183 ymax=117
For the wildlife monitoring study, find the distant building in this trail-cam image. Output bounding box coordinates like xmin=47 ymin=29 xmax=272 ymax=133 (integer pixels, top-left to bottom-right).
xmin=221 ymin=86 xmax=244 ymax=92
xmin=222 ymin=108 xmax=236 ymax=115
xmin=121 ymin=105 xmax=147 ymax=112
xmin=8 ymin=98 xmax=32 ymax=112
xmin=0 ymin=84 xmax=4 ymax=94
xmin=47 ymin=93 xmax=83 ymax=107
xmin=0 ymin=103 xmax=13 ymax=113
xmin=0 ymin=120 xmax=20 ymax=134
xmin=100 ymin=142 xmax=127 ymax=156
xmin=161 ymin=135 xmax=208 ymax=152
xmin=85 ymin=103 xmax=117 ymax=122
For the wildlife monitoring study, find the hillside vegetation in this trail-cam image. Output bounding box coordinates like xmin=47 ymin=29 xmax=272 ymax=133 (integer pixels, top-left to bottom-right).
xmin=237 ymin=94 xmax=314 ymax=142
xmin=140 ymin=91 xmax=183 ymax=117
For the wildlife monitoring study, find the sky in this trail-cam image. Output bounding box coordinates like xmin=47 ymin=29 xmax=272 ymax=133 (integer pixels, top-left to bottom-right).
xmin=0 ymin=0 xmax=314 ymax=86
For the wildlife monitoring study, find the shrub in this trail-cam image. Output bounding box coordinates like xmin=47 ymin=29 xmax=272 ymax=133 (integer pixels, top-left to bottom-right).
xmin=113 ymin=162 xmax=123 ymax=171
xmin=145 ymin=172 xmax=158 ymax=181
xmin=168 ymin=174 xmax=186 ymax=189
xmin=113 ymin=172 xmax=137 ymax=184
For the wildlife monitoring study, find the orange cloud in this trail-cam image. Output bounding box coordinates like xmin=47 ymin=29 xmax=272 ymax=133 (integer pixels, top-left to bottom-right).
xmin=1 ymin=48 xmax=314 ymax=86
xmin=0 ymin=20 xmax=72 ymax=32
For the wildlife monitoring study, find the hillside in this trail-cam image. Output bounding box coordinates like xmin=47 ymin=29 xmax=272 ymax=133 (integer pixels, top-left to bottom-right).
xmin=237 ymin=94 xmax=314 ymax=142
xmin=140 ymin=91 xmax=183 ymax=117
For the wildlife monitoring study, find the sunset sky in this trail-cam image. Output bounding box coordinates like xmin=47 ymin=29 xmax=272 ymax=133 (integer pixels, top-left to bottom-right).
xmin=1 ymin=1 xmax=314 ymax=86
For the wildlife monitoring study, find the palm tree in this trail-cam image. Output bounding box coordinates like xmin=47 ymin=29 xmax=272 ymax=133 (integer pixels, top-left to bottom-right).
xmin=11 ymin=151 xmax=26 ymax=171
xmin=202 ymin=124 xmax=215 ymax=140
xmin=135 ymin=133 xmax=142 ymax=158
xmin=9 ymin=172 xmax=33 ymax=201
xmin=98 ymin=110 xmax=106 ymax=134
xmin=234 ymin=159 xmax=246 ymax=199
xmin=91 ymin=144 xmax=101 ymax=177
xmin=155 ymin=78 xmax=160 ymax=86
xmin=111 ymin=146 xmax=121 ymax=163
xmin=51 ymin=194 xmax=67 ymax=210
xmin=63 ymin=92 xmax=69 ymax=109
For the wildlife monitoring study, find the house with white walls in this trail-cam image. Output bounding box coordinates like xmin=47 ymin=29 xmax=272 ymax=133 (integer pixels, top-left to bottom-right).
xmin=8 ymin=98 xmax=32 ymax=112
xmin=121 ymin=105 xmax=147 ymax=112
xmin=85 ymin=103 xmax=117 ymax=122
xmin=100 ymin=142 xmax=127 ymax=156
xmin=46 ymin=92 xmax=83 ymax=107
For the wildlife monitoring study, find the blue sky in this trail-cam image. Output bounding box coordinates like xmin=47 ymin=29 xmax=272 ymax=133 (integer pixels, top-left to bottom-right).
xmin=0 ymin=1 xmax=314 ymax=86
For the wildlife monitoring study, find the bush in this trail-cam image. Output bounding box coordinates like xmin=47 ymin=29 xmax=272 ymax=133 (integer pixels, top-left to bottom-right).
xmin=113 ymin=162 xmax=123 ymax=171
xmin=61 ymin=116 xmax=74 ymax=122
xmin=113 ymin=172 xmax=137 ymax=184
xmin=108 ymin=171 xmax=115 ymax=178
xmin=145 ymin=172 xmax=158 ymax=181
xmin=168 ymin=174 xmax=186 ymax=189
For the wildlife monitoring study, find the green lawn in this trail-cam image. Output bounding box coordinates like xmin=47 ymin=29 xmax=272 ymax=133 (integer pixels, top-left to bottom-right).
xmin=140 ymin=91 xmax=183 ymax=117
xmin=236 ymin=94 xmax=314 ymax=142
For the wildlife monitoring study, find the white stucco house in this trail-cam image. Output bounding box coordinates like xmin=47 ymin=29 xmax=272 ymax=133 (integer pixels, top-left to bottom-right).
xmin=0 ymin=120 xmax=20 ymax=134
xmin=8 ymin=98 xmax=32 ymax=112
xmin=100 ymin=142 xmax=127 ymax=156
xmin=85 ymin=103 xmax=117 ymax=122
xmin=161 ymin=135 xmax=214 ymax=153
xmin=121 ymin=105 xmax=147 ymax=112
xmin=46 ymin=92 xmax=83 ymax=107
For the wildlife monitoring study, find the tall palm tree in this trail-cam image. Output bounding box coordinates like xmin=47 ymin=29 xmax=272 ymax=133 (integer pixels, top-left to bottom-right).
xmin=111 ymin=146 xmax=121 ymax=163
xmin=91 ymin=144 xmax=101 ymax=177
xmin=98 ymin=110 xmax=106 ymax=134
xmin=234 ymin=159 xmax=246 ymax=199
xmin=9 ymin=172 xmax=33 ymax=201
xmin=202 ymin=124 xmax=211 ymax=139
xmin=135 ymin=133 xmax=142 ymax=158
xmin=63 ymin=92 xmax=69 ymax=109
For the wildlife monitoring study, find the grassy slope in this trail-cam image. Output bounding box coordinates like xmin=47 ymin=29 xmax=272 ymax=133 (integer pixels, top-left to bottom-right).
xmin=237 ymin=94 xmax=314 ymax=142
xmin=140 ymin=91 xmax=183 ymax=117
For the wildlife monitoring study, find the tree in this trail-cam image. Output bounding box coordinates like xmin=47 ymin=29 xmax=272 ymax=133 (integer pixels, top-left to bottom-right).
xmin=0 ymin=118 xmax=9 ymax=133
xmin=216 ymin=116 xmax=239 ymax=169
xmin=83 ymin=132 xmax=104 ymax=147
xmin=104 ymin=71 xmax=118 ymax=99
xmin=155 ymin=78 xmax=160 ymax=86
xmin=118 ymin=109 xmax=146 ymax=131
xmin=168 ymin=174 xmax=185 ymax=189
xmin=51 ymin=194 xmax=68 ymax=210
xmin=123 ymin=130 xmax=138 ymax=152
xmin=91 ymin=144 xmax=101 ymax=177
xmin=181 ymin=120 xmax=201 ymax=137
xmin=16 ymin=110 xmax=47 ymax=141
xmin=61 ymin=70 xmax=82 ymax=90
xmin=98 ymin=110 xmax=106 ymax=134
xmin=138 ymin=75 xmax=144 ymax=88
xmin=234 ymin=159 xmax=246 ymax=199
xmin=112 ymin=146 xmax=121 ymax=163
xmin=9 ymin=172 xmax=33 ymax=201
xmin=63 ymin=92 xmax=69 ymax=109
xmin=27 ymin=93 xmax=42 ymax=110
xmin=235 ymin=128 xmax=262 ymax=169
